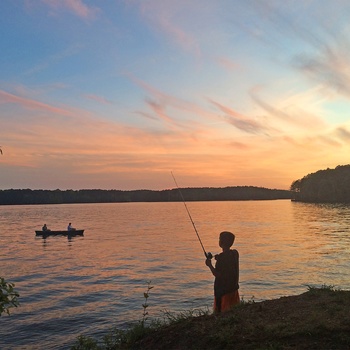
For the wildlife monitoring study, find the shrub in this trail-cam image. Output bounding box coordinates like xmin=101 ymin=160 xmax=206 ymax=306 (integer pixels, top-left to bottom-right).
xmin=0 ymin=277 xmax=20 ymax=316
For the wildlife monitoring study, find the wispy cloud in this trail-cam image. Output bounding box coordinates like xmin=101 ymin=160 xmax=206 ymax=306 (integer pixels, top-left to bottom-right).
xmin=247 ymin=1 xmax=350 ymax=100
xmin=128 ymin=74 xmax=215 ymax=128
xmin=84 ymin=94 xmax=113 ymax=105
xmin=208 ymin=98 xmax=271 ymax=135
xmin=335 ymin=126 xmax=350 ymax=142
xmin=249 ymin=89 xmax=326 ymax=130
xmin=296 ymin=44 xmax=350 ymax=98
xmin=216 ymin=56 xmax=240 ymax=71
xmin=0 ymin=89 xmax=73 ymax=116
xmin=41 ymin=0 xmax=100 ymax=19
xmin=133 ymin=0 xmax=204 ymax=56
xmin=24 ymin=44 xmax=83 ymax=76
xmin=145 ymin=98 xmax=176 ymax=125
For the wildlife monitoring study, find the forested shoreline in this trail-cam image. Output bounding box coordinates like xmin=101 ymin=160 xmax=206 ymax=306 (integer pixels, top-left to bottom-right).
xmin=0 ymin=186 xmax=291 ymax=205
xmin=3 ymin=164 xmax=350 ymax=205
xmin=290 ymin=164 xmax=350 ymax=203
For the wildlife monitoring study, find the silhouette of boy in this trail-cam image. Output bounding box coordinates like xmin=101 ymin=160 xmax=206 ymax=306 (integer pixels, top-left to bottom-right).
xmin=205 ymin=231 xmax=239 ymax=313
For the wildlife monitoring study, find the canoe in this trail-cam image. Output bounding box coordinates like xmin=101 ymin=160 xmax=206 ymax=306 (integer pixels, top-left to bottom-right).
xmin=35 ymin=229 xmax=84 ymax=237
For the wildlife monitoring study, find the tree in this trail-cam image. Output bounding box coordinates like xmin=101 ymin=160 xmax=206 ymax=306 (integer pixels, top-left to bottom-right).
xmin=290 ymin=179 xmax=301 ymax=192
xmin=0 ymin=277 xmax=20 ymax=316
xmin=290 ymin=165 xmax=350 ymax=202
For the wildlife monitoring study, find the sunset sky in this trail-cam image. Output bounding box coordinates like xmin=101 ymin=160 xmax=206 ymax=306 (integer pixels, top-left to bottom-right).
xmin=1 ymin=1 xmax=350 ymax=190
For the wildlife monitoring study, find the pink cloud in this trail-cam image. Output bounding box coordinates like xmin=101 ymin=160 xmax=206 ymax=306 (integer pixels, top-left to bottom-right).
xmin=127 ymin=74 xmax=215 ymax=122
xmin=0 ymin=90 xmax=73 ymax=116
xmin=135 ymin=1 xmax=201 ymax=56
xmin=135 ymin=110 xmax=158 ymax=121
xmin=208 ymin=98 xmax=271 ymax=135
xmin=145 ymin=98 xmax=178 ymax=125
xmin=42 ymin=0 xmax=99 ymax=19
xmin=216 ymin=57 xmax=240 ymax=71
xmin=84 ymin=94 xmax=113 ymax=105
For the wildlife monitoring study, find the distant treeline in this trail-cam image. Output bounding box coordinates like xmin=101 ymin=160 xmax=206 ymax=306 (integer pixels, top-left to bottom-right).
xmin=0 ymin=186 xmax=292 ymax=205
xmin=290 ymin=164 xmax=350 ymax=203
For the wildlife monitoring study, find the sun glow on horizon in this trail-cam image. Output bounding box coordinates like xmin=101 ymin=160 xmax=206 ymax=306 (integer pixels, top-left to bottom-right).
xmin=1 ymin=1 xmax=350 ymax=190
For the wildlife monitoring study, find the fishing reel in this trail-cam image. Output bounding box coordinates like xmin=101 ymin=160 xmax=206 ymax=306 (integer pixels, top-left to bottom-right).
xmin=206 ymin=252 xmax=213 ymax=259
xmin=206 ymin=252 xmax=219 ymax=260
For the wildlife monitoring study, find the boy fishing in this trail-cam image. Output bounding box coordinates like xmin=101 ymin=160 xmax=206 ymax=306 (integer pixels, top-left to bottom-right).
xmin=205 ymin=231 xmax=240 ymax=313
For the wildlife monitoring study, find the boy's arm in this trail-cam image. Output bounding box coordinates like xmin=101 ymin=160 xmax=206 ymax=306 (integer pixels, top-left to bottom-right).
xmin=205 ymin=258 xmax=218 ymax=277
xmin=233 ymin=249 xmax=239 ymax=286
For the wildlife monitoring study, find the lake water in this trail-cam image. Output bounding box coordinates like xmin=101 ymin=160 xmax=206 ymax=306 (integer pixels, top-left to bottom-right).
xmin=1 ymin=200 xmax=350 ymax=349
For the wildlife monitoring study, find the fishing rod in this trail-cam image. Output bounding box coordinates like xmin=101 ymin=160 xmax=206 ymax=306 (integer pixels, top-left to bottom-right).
xmin=171 ymin=172 xmax=212 ymax=259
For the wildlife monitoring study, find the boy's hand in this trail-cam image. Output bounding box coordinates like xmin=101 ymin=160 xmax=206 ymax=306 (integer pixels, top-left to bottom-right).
xmin=206 ymin=252 xmax=213 ymax=259
xmin=205 ymin=258 xmax=213 ymax=267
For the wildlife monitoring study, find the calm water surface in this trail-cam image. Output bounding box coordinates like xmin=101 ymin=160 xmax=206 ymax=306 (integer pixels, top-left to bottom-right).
xmin=1 ymin=200 xmax=350 ymax=349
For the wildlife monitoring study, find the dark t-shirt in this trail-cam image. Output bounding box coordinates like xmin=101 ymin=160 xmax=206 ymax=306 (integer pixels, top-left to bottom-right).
xmin=214 ymin=249 xmax=239 ymax=298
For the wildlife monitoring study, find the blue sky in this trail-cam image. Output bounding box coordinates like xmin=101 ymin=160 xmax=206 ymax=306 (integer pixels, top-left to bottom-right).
xmin=1 ymin=0 xmax=350 ymax=190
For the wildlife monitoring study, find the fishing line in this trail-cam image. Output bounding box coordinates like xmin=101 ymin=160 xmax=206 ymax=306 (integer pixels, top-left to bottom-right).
xmin=171 ymin=171 xmax=212 ymax=259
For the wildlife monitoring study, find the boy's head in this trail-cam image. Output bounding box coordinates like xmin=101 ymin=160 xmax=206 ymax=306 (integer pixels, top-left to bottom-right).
xmin=219 ymin=231 xmax=235 ymax=248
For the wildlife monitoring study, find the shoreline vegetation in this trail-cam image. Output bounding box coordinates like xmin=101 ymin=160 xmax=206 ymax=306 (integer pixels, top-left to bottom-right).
xmin=0 ymin=186 xmax=291 ymax=205
xmin=291 ymin=164 xmax=350 ymax=203
xmin=2 ymin=163 xmax=350 ymax=205
xmin=72 ymin=285 xmax=350 ymax=350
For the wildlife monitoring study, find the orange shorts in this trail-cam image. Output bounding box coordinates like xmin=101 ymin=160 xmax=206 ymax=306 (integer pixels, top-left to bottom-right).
xmin=214 ymin=290 xmax=240 ymax=313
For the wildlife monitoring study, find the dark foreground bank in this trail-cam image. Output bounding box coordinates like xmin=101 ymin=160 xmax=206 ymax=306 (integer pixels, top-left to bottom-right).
xmin=72 ymin=286 xmax=350 ymax=350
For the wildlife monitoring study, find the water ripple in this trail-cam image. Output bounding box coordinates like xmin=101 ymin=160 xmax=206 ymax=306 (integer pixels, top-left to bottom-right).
xmin=1 ymin=201 xmax=350 ymax=349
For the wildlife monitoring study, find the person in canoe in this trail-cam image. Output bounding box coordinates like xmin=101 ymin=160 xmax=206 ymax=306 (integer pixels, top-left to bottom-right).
xmin=67 ymin=223 xmax=76 ymax=231
xmin=205 ymin=231 xmax=240 ymax=313
xmin=42 ymin=224 xmax=50 ymax=232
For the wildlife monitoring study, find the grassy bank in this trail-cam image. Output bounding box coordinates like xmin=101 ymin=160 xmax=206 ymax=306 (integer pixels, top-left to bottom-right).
xmin=72 ymin=286 xmax=350 ymax=350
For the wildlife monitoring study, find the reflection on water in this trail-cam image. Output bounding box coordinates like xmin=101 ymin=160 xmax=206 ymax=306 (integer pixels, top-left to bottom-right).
xmin=1 ymin=200 xmax=350 ymax=349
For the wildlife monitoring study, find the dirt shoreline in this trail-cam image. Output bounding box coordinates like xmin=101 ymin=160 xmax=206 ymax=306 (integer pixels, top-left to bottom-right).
xmin=133 ymin=287 xmax=350 ymax=350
